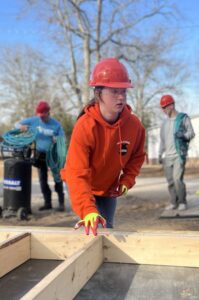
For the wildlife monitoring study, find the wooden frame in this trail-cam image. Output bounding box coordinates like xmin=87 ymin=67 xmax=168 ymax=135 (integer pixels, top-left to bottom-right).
xmin=1 ymin=226 xmax=199 ymax=299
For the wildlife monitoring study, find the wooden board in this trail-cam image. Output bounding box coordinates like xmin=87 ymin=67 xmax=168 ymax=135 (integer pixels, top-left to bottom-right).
xmin=0 ymin=232 xmax=30 ymax=278
xmin=103 ymin=231 xmax=199 ymax=267
xmin=0 ymin=231 xmax=22 ymax=242
xmin=21 ymin=237 xmax=103 ymax=300
xmin=31 ymin=231 xmax=94 ymax=260
xmin=1 ymin=226 xmax=199 ymax=299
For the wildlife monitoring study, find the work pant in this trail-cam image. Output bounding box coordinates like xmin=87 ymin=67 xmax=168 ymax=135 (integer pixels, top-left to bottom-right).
xmin=95 ymin=196 xmax=117 ymax=228
xmin=37 ymin=155 xmax=64 ymax=206
xmin=164 ymin=156 xmax=186 ymax=205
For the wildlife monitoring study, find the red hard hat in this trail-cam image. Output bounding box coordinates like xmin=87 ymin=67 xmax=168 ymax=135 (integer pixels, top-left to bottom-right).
xmin=89 ymin=58 xmax=133 ymax=88
xmin=160 ymin=95 xmax=175 ymax=108
xmin=35 ymin=100 xmax=50 ymax=117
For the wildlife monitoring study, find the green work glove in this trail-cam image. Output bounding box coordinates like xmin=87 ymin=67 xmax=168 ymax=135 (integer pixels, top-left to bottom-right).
xmin=74 ymin=212 xmax=106 ymax=236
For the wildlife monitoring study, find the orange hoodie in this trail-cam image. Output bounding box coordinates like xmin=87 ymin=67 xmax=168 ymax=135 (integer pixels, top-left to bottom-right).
xmin=61 ymin=103 xmax=145 ymax=219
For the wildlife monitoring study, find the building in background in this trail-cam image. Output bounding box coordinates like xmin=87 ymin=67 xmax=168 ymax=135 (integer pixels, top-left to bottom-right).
xmin=147 ymin=115 xmax=199 ymax=164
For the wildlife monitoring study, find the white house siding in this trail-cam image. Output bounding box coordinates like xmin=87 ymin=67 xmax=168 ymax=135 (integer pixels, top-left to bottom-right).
xmin=189 ymin=117 xmax=199 ymax=158
xmin=147 ymin=115 xmax=199 ymax=163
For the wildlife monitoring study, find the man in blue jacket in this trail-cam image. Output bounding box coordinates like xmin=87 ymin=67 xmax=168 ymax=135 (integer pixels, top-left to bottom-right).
xmin=16 ymin=100 xmax=66 ymax=211
xmin=159 ymin=95 xmax=195 ymax=211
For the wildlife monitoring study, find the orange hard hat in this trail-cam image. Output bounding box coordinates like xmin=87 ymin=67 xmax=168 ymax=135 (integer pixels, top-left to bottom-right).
xmin=160 ymin=95 xmax=175 ymax=108
xmin=35 ymin=100 xmax=50 ymax=117
xmin=89 ymin=58 xmax=133 ymax=88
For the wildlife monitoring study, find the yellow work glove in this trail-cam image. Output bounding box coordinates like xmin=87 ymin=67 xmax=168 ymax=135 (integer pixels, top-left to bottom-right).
xmin=120 ymin=184 xmax=128 ymax=196
xmin=110 ymin=184 xmax=129 ymax=197
xmin=74 ymin=212 xmax=106 ymax=236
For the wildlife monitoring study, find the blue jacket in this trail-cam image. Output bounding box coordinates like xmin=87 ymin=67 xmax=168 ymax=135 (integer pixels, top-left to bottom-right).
xmin=16 ymin=116 xmax=65 ymax=153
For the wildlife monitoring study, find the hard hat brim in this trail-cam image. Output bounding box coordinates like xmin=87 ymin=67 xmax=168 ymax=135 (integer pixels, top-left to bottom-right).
xmin=89 ymin=81 xmax=133 ymax=88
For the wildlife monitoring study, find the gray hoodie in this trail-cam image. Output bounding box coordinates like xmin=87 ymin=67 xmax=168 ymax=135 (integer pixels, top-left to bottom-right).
xmin=159 ymin=113 xmax=195 ymax=160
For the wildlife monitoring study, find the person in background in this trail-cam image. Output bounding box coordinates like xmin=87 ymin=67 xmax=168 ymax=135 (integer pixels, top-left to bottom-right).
xmin=16 ymin=100 xmax=66 ymax=212
xmin=61 ymin=58 xmax=145 ymax=235
xmin=159 ymin=94 xmax=195 ymax=211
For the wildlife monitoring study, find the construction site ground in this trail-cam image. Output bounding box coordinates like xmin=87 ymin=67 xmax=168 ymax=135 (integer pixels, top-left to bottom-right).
xmin=0 ymin=161 xmax=199 ymax=232
xmin=1 ymin=161 xmax=199 ymax=299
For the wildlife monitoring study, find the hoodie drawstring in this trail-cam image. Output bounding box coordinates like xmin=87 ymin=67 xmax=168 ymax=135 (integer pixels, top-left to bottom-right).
xmin=118 ymin=123 xmax=124 ymax=168
xmin=103 ymin=127 xmax=108 ymax=165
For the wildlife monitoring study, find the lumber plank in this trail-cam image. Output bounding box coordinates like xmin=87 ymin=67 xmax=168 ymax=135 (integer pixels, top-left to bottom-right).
xmin=0 ymin=226 xmax=86 ymax=233
xmin=21 ymin=236 xmax=103 ymax=300
xmin=103 ymin=231 xmax=199 ymax=267
xmin=0 ymin=226 xmax=95 ymax=260
xmin=31 ymin=232 xmax=94 ymax=259
xmin=0 ymin=233 xmax=31 ymax=278
xmin=0 ymin=232 xmax=21 ymax=242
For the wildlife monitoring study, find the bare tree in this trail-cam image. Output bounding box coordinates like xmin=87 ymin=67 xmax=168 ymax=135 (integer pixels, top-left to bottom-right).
xmin=22 ymin=0 xmax=174 ymax=110
xmin=0 ymin=46 xmax=76 ymax=140
xmin=0 ymin=46 xmax=50 ymax=123
xmin=1 ymin=0 xmax=186 ymax=129
xmin=118 ymin=28 xmax=189 ymax=127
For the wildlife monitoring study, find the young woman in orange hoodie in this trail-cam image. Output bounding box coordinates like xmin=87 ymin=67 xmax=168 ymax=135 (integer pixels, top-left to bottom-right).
xmin=61 ymin=58 xmax=145 ymax=235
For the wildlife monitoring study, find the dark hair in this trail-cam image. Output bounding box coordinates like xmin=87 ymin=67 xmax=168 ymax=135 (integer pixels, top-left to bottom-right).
xmin=77 ymin=86 xmax=104 ymax=120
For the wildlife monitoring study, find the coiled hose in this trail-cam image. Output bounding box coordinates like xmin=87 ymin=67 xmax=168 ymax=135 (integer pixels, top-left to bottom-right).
xmin=46 ymin=136 xmax=67 ymax=183
xmin=2 ymin=128 xmax=67 ymax=182
xmin=2 ymin=127 xmax=37 ymax=149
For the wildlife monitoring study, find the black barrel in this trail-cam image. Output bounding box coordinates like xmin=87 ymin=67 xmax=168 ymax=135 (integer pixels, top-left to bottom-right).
xmin=3 ymin=158 xmax=32 ymax=212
